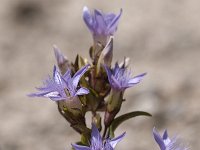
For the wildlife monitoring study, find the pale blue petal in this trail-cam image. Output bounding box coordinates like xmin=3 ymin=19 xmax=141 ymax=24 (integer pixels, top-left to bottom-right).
xmin=28 ymin=92 xmax=48 ymax=98
xmin=153 ymin=127 xmax=166 ymax=150
xmin=28 ymin=91 xmax=65 ymax=101
xmin=104 ymin=141 xmax=114 ymax=150
xmin=104 ymin=13 xmax=115 ymax=25
xmin=114 ymin=63 xmax=120 ymax=72
xmin=104 ymin=65 xmax=112 ymax=85
xmin=72 ymin=144 xmax=90 ymax=150
xmin=107 ymin=9 xmax=122 ymax=34
xmin=109 ymin=132 xmax=126 ymax=148
xmin=43 ymin=91 xmax=60 ymax=98
xmin=83 ymin=6 xmax=94 ymax=33
xmin=163 ymin=130 xmax=168 ymax=140
xmin=94 ymin=9 xmax=106 ymax=34
xmin=166 ymin=136 xmax=188 ymax=150
xmin=63 ymin=69 xmax=71 ymax=80
xmin=53 ymin=66 xmax=62 ymax=85
xmin=127 ymin=73 xmax=146 ymax=86
xmin=163 ymin=130 xmax=171 ymax=146
xmin=53 ymin=45 xmax=67 ymax=65
xmin=75 ymin=87 xmax=89 ymax=96
xmin=91 ymin=123 xmax=102 ymax=146
xmin=104 ymin=65 xmax=121 ymax=89
xmin=72 ymin=64 xmax=90 ymax=88
xmin=111 ymin=75 xmax=121 ymax=89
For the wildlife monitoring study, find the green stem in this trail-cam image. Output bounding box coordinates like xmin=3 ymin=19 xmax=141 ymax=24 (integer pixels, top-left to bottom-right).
xmin=103 ymin=126 xmax=108 ymax=139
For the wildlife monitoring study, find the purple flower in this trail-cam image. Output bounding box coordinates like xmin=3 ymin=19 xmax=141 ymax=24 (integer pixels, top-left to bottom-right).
xmin=83 ymin=6 xmax=122 ymax=45
xmin=104 ymin=63 xmax=146 ymax=91
xmin=72 ymin=124 xmax=125 ymax=150
xmin=29 ymin=64 xmax=90 ymax=101
xmin=53 ymin=45 xmax=68 ymax=66
xmin=53 ymin=45 xmax=72 ymax=74
xmin=153 ymin=127 xmax=189 ymax=150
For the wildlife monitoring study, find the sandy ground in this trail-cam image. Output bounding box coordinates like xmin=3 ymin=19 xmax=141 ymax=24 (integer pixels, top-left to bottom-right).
xmin=0 ymin=0 xmax=200 ymax=149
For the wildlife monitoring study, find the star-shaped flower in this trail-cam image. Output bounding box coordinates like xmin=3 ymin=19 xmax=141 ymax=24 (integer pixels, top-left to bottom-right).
xmin=72 ymin=124 xmax=125 ymax=150
xmin=104 ymin=63 xmax=146 ymax=91
xmin=29 ymin=64 xmax=90 ymax=101
xmin=153 ymin=127 xmax=189 ymax=150
xmin=83 ymin=6 xmax=122 ymax=45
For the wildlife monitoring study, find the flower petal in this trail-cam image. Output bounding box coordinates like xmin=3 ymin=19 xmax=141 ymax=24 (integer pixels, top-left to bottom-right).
xmin=166 ymin=136 xmax=188 ymax=150
xmin=163 ymin=130 xmax=168 ymax=140
xmin=72 ymin=64 xmax=90 ymax=88
xmin=94 ymin=9 xmax=106 ymax=34
xmin=153 ymin=127 xmax=166 ymax=150
xmin=104 ymin=65 xmax=112 ymax=85
xmin=162 ymin=130 xmax=171 ymax=145
xmin=53 ymin=45 xmax=67 ymax=65
xmin=111 ymin=75 xmax=121 ymax=89
xmin=75 ymin=87 xmax=89 ymax=96
xmin=104 ymin=65 xmax=121 ymax=89
xmin=91 ymin=123 xmax=102 ymax=146
xmin=127 ymin=73 xmax=146 ymax=86
xmin=83 ymin=6 xmax=94 ymax=33
xmin=109 ymin=132 xmax=126 ymax=148
xmin=104 ymin=13 xmax=116 ymax=25
xmin=43 ymin=91 xmax=60 ymax=98
xmin=28 ymin=91 xmax=65 ymax=101
xmin=71 ymin=144 xmax=90 ymax=150
xmin=28 ymin=92 xmax=46 ymax=98
xmin=107 ymin=9 xmax=122 ymax=34
xmin=162 ymin=129 xmax=171 ymax=146
xmin=53 ymin=66 xmax=63 ymax=85
xmin=63 ymin=69 xmax=71 ymax=80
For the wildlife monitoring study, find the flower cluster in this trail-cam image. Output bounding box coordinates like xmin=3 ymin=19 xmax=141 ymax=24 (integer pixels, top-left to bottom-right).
xmin=29 ymin=6 xmax=189 ymax=150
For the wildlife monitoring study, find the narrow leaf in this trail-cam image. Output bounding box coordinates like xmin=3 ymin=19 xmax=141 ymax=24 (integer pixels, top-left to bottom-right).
xmin=109 ymin=111 xmax=152 ymax=138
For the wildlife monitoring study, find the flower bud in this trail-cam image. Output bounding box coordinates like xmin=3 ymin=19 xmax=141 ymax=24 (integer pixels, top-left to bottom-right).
xmin=104 ymin=89 xmax=123 ymax=127
xmin=92 ymin=113 xmax=102 ymax=131
xmin=53 ymin=45 xmax=71 ymax=74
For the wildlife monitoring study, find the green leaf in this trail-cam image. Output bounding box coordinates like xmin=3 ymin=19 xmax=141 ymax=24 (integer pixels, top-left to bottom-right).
xmin=74 ymin=55 xmax=86 ymax=70
xmin=109 ymin=111 xmax=152 ymax=138
xmin=81 ymin=133 xmax=90 ymax=146
xmin=89 ymin=46 xmax=95 ymax=60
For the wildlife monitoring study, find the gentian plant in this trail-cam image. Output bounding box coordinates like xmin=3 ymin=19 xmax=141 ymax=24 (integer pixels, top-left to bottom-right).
xmin=29 ymin=6 xmax=189 ymax=150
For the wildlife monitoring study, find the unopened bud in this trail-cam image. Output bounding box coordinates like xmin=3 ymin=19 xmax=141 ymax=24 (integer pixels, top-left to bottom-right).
xmin=104 ymin=89 xmax=123 ymax=127
xmin=53 ymin=45 xmax=71 ymax=74
xmin=92 ymin=113 xmax=102 ymax=131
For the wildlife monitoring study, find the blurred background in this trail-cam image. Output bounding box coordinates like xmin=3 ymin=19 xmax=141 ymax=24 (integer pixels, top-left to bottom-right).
xmin=0 ymin=0 xmax=199 ymax=149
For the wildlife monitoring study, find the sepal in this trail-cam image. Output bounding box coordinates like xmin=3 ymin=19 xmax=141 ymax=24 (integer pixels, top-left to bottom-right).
xmin=96 ymin=37 xmax=113 ymax=75
xmin=74 ymin=54 xmax=87 ymax=71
